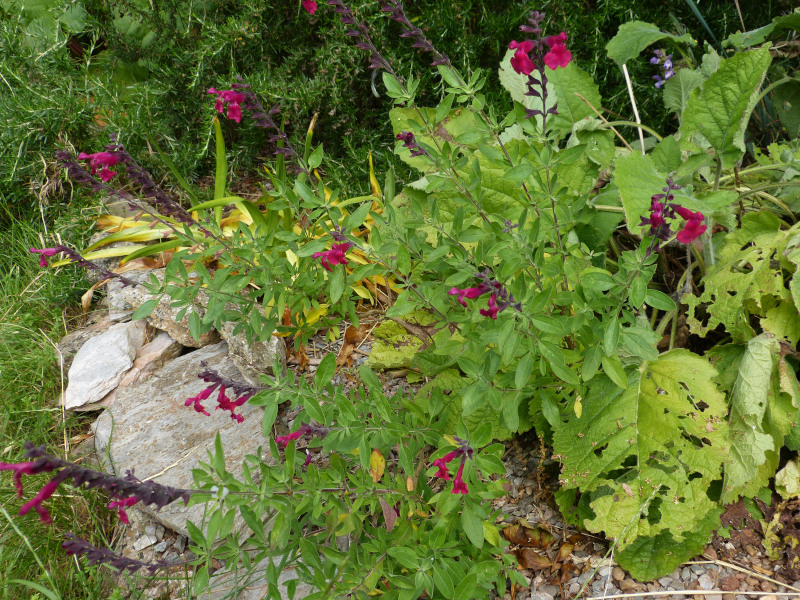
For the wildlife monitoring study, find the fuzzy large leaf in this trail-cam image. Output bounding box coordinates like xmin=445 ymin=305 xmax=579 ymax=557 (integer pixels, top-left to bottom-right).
xmin=720 ymin=334 xmax=777 ymax=503
xmin=682 ymin=212 xmax=799 ymax=341
xmin=680 ymin=47 xmax=771 ymax=169
xmin=606 ymin=21 xmax=695 ymax=66
xmin=546 ymin=63 xmax=603 ymax=138
xmin=553 ymin=350 xmax=728 ymax=549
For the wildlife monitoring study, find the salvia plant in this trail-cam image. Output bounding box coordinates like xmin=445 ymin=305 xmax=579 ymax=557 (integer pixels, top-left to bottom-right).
xmin=8 ymin=1 xmax=800 ymax=597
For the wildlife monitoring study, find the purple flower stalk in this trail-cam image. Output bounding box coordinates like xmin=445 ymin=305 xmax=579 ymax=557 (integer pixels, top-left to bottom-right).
xmin=313 ymin=241 xmax=351 ymax=271
xmin=448 ymin=269 xmax=520 ymax=319
xmin=378 ymin=0 xmax=450 ymax=67
xmin=0 ymin=443 xmax=192 ymax=525
xmin=396 ymin=131 xmax=430 ymax=159
xmin=327 ymin=0 xmax=393 ymax=72
xmin=639 ymin=175 xmax=707 ymax=253
xmin=63 ymin=533 xmax=181 ymax=574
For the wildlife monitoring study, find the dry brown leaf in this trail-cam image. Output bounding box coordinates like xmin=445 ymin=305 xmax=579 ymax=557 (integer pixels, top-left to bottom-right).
xmin=337 ymin=322 xmax=371 ymax=368
xmin=502 ymin=521 xmax=557 ymax=549
xmin=556 ymin=542 xmax=575 ymax=563
xmin=379 ymin=497 xmax=397 ymax=532
xmin=513 ymin=548 xmax=552 ymax=570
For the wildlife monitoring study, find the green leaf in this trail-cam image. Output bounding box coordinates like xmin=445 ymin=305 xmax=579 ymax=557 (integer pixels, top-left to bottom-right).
xmin=432 ymin=565 xmax=455 ymax=599
xmin=343 ymin=200 xmax=372 ymax=231
xmin=601 ymin=354 xmax=628 ymax=389
xmin=515 ymin=353 xmax=533 ymax=388
xmin=644 ymin=290 xmax=676 ymax=311
xmin=662 ymin=68 xmax=704 ymax=117
xmin=461 ymin=506 xmax=484 ymax=549
xmin=329 ymin=267 xmax=345 ymax=304
xmin=721 ymin=334 xmax=778 ymax=503
xmin=387 ymin=547 xmax=419 ymax=569
xmin=616 ymin=507 xmax=723 ymax=580
xmin=453 ymin=573 xmax=478 ymax=600
xmin=7 ymin=580 xmax=61 ymax=600
xmin=606 ymin=21 xmax=695 ymax=66
xmin=680 ymin=47 xmax=772 ymax=169
xmin=604 ymin=317 xmax=621 ymax=355
xmin=396 ymin=244 xmax=411 ymax=275
xmin=132 ymin=297 xmax=160 ymax=321
xmin=315 ymin=353 xmax=337 ymax=390
xmin=547 ymin=63 xmax=603 ymax=136
xmin=774 ymin=80 xmax=800 ymax=139
xmin=213 ymin=116 xmax=227 ymax=226
xmin=554 ymin=351 xmax=728 ymax=552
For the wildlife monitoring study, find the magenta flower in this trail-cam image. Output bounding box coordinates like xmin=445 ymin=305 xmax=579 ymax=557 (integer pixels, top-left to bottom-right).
xmin=207 ymin=88 xmax=246 ymax=123
xmin=452 ymin=460 xmax=468 ymax=495
xmin=543 ymin=32 xmax=571 ymax=70
xmin=276 ymin=426 xmax=308 ymax=448
xmin=19 ymin=474 xmax=67 ymax=524
xmin=214 ymin=385 xmax=252 ymax=423
xmin=479 ymin=294 xmax=499 ymax=319
xmin=77 ymin=151 xmax=120 ymax=182
xmin=29 ymin=247 xmax=64 ymax=267
xmin=432 ymin=451 xmax=459 ymax=480
xmin=108 ymin=496 xmax=139 ymax=525
xmin=448 ymin=285 xmax=487 ymax=307
xmin=0 ymin=461 xmax=39 ymax=497
xmin=313 ymin=242 xmax=351 ymax=271
xmin=185 ymin=386 xmax=213 ymax=416
xmin=509 ymin=40 xmax=536 ymax=75
xmin=676 ymin=215 xmax=707 ymax=244
xmin=302 ymin=0 xmax=317 ymax=13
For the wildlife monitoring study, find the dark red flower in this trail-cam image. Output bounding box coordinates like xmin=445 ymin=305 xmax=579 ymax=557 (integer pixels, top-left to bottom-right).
xmin=313 ymin=242 xmax=351 ymax=271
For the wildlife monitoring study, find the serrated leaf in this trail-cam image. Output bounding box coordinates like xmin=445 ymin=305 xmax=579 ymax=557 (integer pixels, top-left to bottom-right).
xmin=547 ymin=63 xmax=603 ymax=136
xmin=662 ymin=68 xmax=704 ymax=117
xmin=554 ymin=351 xmax=728 ymax=550
xmin=680 ymin=47 xmax=772 ymax=169
xmin=721 ymin=334 xmax=778 ymax=503
xmin=606 ymin=21 xmax=695 ymax=66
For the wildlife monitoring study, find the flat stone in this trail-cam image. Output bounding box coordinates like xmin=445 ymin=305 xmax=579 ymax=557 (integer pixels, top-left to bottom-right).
xmin=63 ymin=320 xmax=147 ymax=409
xmin=153 ymin=541 xmax=168 ymax=553
xmin=107 ymin=269 xmax=219 ymax=347
xmin=202 ymin=555 xmax=315 ymax=600
xmin=612 ymin=566 xmax=625 ymax=581
xmin=133 ymin=534 xmax=157 ymax=551
xmin=174 ymin=536 xmax=186 ymax=553
xmin=155 ymin=524 xmax=165 ymax=541
xmin=93 ymin=342 xmax=275 ymax=537
xmin=56 ymin=311 xmax=115 ymax=371
xmin=529 ymin=593 xmax=554 ymax=600
xmin=77 ymin=331 xmax=184 ymax=411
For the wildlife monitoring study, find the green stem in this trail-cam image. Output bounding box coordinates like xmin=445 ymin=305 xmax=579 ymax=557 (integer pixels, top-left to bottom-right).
xmin=717 ymin=162 xmax=793 ymax=183
xmin=752 ymin=76 xmax=795 ymax=109
xmin=603 ymin=121 xmax=664 ymax=142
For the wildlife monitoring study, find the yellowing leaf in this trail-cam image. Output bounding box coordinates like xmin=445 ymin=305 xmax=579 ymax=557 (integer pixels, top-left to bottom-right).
xmin=304 ymin=304 xmax=329 ymax=326
xmin=352 ymin=285 xmax=373 ymax=301
xmin=368 ymin=151 xmax=382 ymax=199
xmin=370 ymin=449 xmax=385 ymax=483
xmin=574 ymin=397 xmax=583 ymax=418
xmin=406 ymin=477 xmax=415 ymax=492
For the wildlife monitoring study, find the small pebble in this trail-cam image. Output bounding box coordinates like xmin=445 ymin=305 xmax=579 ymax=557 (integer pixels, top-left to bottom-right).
xmin=155 ymin=525 xmax=165 ymax=541
xmin=706 ymin=595 xmax=722 ymax=600
xmin=691 ymin=564 xmax=707 ymax=575
xmin=658 ymin=576 xmax=673 ymax=587
xmin=598 ymin=566 xmax=613 ymax=578
xmin=612 ymin=566 xmax=625 ymax=581
xmin=174 ymin=535 xmax=187 ymax=553
xmin=576 ymin=572 xmax=593 ymax=585
xmin=145 ymin=525 xmax=156 ymax=537
xmin=529 ymin=593 xmax=554 ymax=600
xmin=568 ymin=582 xmax=580 ymax=595
xmin=132 ymin=534 xmax=157 ymax=551
xmin=681 ymin=567 xmax=691 ymax=581
xmin=163 ymin=551 xmax=180 ymax=562
xmin=698 ymin=573 xmax=715 ymax=590
xmin=153 ymin=541 xmax=168 ymax=553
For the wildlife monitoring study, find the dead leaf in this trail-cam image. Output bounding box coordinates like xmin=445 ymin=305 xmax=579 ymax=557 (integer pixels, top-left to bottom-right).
xmin=369 ymin=449 xmax=385 ymax=483
xmin=337 ymin=322 xmax=371 ymax=368
xmin=502 ymin=522 xmax=556 ymax=549
xmin=513 ymin=548 xmax=552 ymax=570
xmin=379 ymin=497 xmax=397 ymax=532
xmin=622 ymin=482 xmax=634 ymax=497
xmin=556 ymin=543 xmax=575 ymax=563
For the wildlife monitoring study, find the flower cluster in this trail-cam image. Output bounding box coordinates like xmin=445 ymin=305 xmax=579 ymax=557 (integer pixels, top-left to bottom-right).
xmin=302 ymin=0 xmax=317 ymax=14
xmin=207 ymin=87 xmax=246 ymax=123
xmin=29 ymin=246 xmax=65 ymax=267
xmin=0 ymin=442 xmax=191 ymax=525
xmin=650 ymin=49 xmax=675 ymax=89
xmin=63 ymin=533 xmax=180 ymax=574
xmin=185 ymin=362 xmax=262 ymax=423
xmin=313 ymin=241 xmax=352 ymax=271
xmin=431 ymin=438 xmax=473 ymax=495
xmin=508 ymin=11 xmax=571 ymax=124
xmin=327 ymin=0 xmax=392 ymax=72
xmin=275 ymin=423 xmax=331 ymax=448
xmin=449 ymin=269 xmax=520 ymax=319
xmin=77 ymin=151 xmax=120 ymax=182
xmin=640 ymin=176 xmax=707 ymax=250
xmin=396 ymin=131 xmax=429 ymax=159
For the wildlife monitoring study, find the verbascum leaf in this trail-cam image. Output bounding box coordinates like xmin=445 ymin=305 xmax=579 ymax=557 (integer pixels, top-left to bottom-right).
xmin=606 ymin=21 xmax=695 ymax=66
xmin=553 ymin=350 xmax=728 ymax=551
xmin=680 ymin=47 xmax=772 ymax=169
xmin=721 ymin=333 xmax=778 ymax=503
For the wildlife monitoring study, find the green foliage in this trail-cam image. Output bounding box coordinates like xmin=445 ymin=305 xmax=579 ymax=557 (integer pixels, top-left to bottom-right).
xmin=605 ymin=20 xmax=695 ymax=66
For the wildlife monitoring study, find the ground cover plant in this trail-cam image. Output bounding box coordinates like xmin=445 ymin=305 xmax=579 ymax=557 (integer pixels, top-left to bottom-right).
xmin=2 ymin=0 xmax=800 ymax=598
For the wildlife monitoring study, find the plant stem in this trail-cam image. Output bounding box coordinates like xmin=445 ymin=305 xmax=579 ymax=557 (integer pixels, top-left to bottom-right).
xmin=621 ymin=64 xmax=646 ymax=155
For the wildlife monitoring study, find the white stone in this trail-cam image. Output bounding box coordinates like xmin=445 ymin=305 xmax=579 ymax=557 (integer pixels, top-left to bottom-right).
xmin=202 ymin=556 xmax=314 ymax=600
xmin=63 ymin=320 xmax=147 ymax=409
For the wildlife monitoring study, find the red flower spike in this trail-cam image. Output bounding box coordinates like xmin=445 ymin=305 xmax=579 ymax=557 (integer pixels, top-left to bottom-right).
xmin=432 ymin=450 xmax=459 ymax=480
xmin=480 ymin=294 xmax=499 ymax=319
xmin=313 ymin=242 xmax=351 ymax=271
xmin=19 ymin=473 xmax=68 ymax=524
xmin=676 ymin=219 xmax=707 ymax=244
xmin=302 ymin=0 xmax=317 ymax=14
xmin=544 ymin=43 xmax=571 ymax=70
xmin=77 ymin=151 xmax=120 ymax=182
xmin=207 ymin=88 xmax=246 ymax=123
xmin=0 ymin=461 xmax=38 ymax=497
xmin=29 ymin=247 xmax=62 ymax=268
xmin=448 ymin=286 xmax=487 ymax=307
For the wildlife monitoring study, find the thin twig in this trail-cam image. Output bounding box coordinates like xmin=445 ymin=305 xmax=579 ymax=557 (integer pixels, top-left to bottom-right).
xmin=621 ymin=64 xmax=646 ymax=155
xmin=690 ymin=558 xmax=800 ymax=594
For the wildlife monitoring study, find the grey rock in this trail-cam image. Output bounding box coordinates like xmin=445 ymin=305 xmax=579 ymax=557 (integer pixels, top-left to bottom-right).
xmin=218 ymin=309 xmax=284 ymax=386
xmin=107 ymin=269 xmax=219 ymax=347
xmin=202 ymin=555 xmax=315 ymax=600
xmin=83 ymin=231 xmax=140 ymax=284
xmin=155 ymin=524 xmax=165 ymax=541
xmin=691 ymin=564 xmax=707 ymax=574
xmin=568 ymin=582 xmax=580 ymax=596
xmin=56 ymin=311 xmax=115 ymax=371
xmin=706 ymin=595 xmax=722 ymax=600
xmin=529 ymin=593 xmax=554 ymax=600
xmin=681 ymin=567 xmax=691 ymax=581
xmin=576 ymin=572 xmax=593 ymax=585
xmin=598 ymin=566 xmax=613 ymax=578
xmin=153 ymin=541 xmax=168 ymax=553
xmin=64 ymin=320 xmax=147 ymax=409
xmin=163 ymin=551 xmax=180 ymax=563
xmin=174 ymin=536 xmax=186 ymax=553
xmin=658 ymin=576 xmax=673 ymax=587
xmin=145 ymin=525 xmax=156 ymax=537
xmin=93 ymin=342 xmax=275 ymax=537
xmin=133 ymin=534 xmax=157 ymax=551
xmin=698 ymin=573 xmax=715 ymax=590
